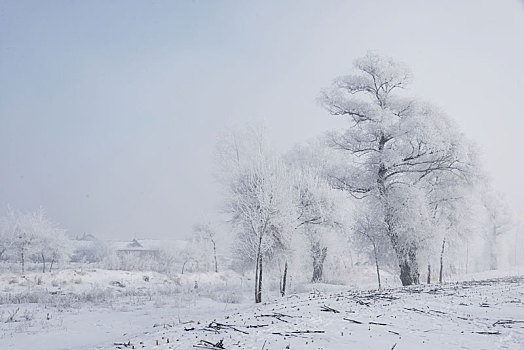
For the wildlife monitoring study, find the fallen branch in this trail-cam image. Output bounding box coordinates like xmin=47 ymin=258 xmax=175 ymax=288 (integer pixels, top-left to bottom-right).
xmin=193 ymin=339 xmax=225 ymax=349
xmin=356 ymin=300 xmax=371 ymax=307
xmin=256 ymin=313 xmax=294 ymax=323
xmin=272 ymin=330 xmax=325 ymax=337
xmin=343 ymin=318 xmax=363 ymax=324
xmin=321 ymin=305 xmax=340 ymax=313
xmin=429 ymin=309 xmax=446 ymax=315
xmin=207 ymin=321 xmax=249 ymax=335
xmin=290 ymin=330 xmax=325 ymax=334
xmin=493 ymin=319 xmax=524 ymax=327
xmin=404 ymin=307 xmax=426 ymax=314
xmin=5 ymin=308 xmax=20 ymax=323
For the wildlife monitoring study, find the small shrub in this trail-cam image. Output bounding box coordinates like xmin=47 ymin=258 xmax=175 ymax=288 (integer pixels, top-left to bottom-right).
xmin=22 ymin=309 xmax=34 ymax=321
xmin=110 ymin=281 xmax=125 ymax=288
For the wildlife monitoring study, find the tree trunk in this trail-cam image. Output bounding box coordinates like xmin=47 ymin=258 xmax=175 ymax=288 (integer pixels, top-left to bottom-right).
xmin=398 ymin=246 xmax=419 ymax=286
xmin=489 ymin=226 xmax=497 ymax=270
xmin=21 ymin=248 xmax=25 ymax=274
xmin=311 ymin=245 xmax=327 ymax=283
xmin=280 ymin=261 xmax=288 ymax=297
xmin=399 ymin=261 xmax=414 ymax=286
xmin=255 ymin=235 xmax=263 ymax=304
xmin=49 ymin=259 xmax=55 ymax=272
xmin=372 ymin=240 xmax=381 ymax=290
xmin=212 ymin=241 xmax=218 ymax=273
xmin=41 ymin=253 xmax=46 ymax=273
xmin=427 ymin=264 xmax=431 ymax=284
xmin=439 ymin=238 xmax=445 ymax=283
xmin=257 ymin=253 xmax=263 ymax=303
xmin=465 ymin=242 xmax=469 ymax=274
xmin=378 ymin=156 xmax=419 ymax=287
xmin=254 ymin=253 xmax=260 ymax=303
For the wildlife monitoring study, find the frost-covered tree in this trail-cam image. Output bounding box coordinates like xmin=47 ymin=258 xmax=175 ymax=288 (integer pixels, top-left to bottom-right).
xmin=217 ymin=126 xmax=294 ymax=303
xmin=192 ymin=221 xmax=219 ymax=273
xmin=0 ymin=223 xmax=10 ymax=261
xmin=33 ymin=221 xmax=71 ymax=272
xmin=351 ymin=203 xmax=395 ymax=289
xmin=1 ymin=207 xmax=69 ymax=273
xmin=286 ymin=140 xmax=347 ymax=283
xmin=1 ymin=208 xmax=38 ymax=273
xmin=320 ymin=52 xmax=473 ymax=285
xmin=423 ymin=172 xmax=479 ymax=283
xmin=294 ymin=170 xmax=342 ymax=283
xmin=71 ymin=236 xmax=109 ymax=264
xmin=480 ymin=186 xmax=513 ymax=270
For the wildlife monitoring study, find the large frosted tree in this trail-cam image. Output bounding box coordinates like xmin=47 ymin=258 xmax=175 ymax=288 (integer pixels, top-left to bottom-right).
xmin=320 ymin=52 xmax=473 ymax=286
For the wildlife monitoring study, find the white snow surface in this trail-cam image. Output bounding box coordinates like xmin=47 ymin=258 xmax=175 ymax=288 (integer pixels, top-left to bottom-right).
xmin=100 ymin=276 xmax=523 ymax=350
xmin=1 ymin=269 xmax=523 ymax=349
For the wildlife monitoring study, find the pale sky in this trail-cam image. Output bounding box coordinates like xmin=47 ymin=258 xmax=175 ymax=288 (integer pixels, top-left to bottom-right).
xmin=1 ymin=0 xmax=523 ymax=239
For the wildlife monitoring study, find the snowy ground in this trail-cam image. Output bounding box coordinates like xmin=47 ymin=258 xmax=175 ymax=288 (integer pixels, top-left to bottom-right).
xmin=1 ymin=270 xmax=523 ymax=349
xmin=0 ymin=269 xmax=245 ymax=349
xmin=97 ymin=276 xmax=523 ymax=350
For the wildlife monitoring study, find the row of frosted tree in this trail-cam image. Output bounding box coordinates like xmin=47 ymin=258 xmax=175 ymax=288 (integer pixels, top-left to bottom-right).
xmin=213 ymin=53 xmax=516 ymax=303
xmin=0 ymin=53 xmax=516 ymax=303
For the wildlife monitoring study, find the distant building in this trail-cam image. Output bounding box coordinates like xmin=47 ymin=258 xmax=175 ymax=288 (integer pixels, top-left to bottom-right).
xmin=112 ymin=239 xmax=160 ymax=259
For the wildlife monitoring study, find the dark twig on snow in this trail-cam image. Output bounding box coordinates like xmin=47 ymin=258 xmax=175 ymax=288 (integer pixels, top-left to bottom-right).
xmin=205 ymin=322 xmax=249 ymax=335
xmin=429 ymin=309 xmax=446 ymax=315
xmin=256 ymin=312 xmax=294 ymax=323
xmin=343 ymin=318 xmax=363 ymax=324
xmin=290 ymin=330 xmax=325 ymax=334
xmin=193 ymin=339 xmax=225 ymax=349
xmin=493 ymin=319 xmax=524 ymax=327
xmin=356 ymin=300 xmax=371 ymax=307
xmin=320 ymin=305 xmax=340 ymax=313
xmin=5 ymin=308 xmax=20 ymax=323
xmin=272 ymin=330 xmax=325 ymax=337
xmin=403 ymin=307 xmax=426 ymax=314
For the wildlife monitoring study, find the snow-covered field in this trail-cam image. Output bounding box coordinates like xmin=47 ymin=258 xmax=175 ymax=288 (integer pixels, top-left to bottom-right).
xmin=0 ymin=269 xmax=244 ymax=349
xmin=1 ymin=269 xmax=523 ymax=349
